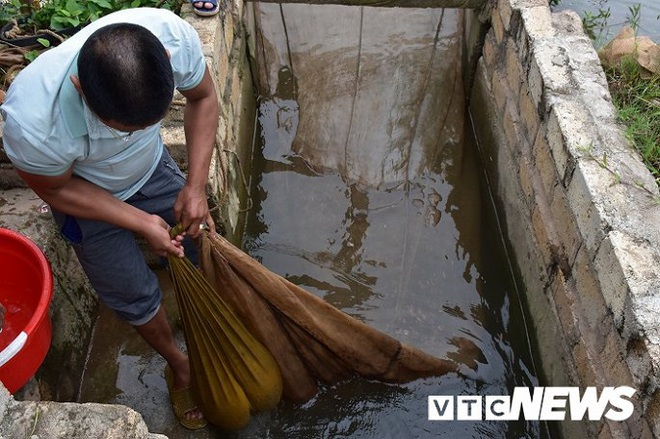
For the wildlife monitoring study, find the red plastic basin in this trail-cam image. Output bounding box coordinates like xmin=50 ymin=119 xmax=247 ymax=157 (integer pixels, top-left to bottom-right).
xmin=0 ymin=228 xmax=53 ymax=394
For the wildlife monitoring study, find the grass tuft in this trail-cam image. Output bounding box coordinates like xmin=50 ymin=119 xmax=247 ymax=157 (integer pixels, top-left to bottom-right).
xmin=604 ymin=57 xmax=660 ymax=186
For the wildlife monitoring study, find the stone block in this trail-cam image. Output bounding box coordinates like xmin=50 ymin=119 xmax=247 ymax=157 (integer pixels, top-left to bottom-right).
xmin=608 ymin=232 xmax=660 ymax=346
xmin=627 ymin=416 xmax=654 ymax=439
xmin=549 ymin=187 xmax=581 ymax=267
xmin=490 ymin=67 xmax=510 ymax=115
xmin=597 ymin=423 xmax=613 ymax=439
xmin=217 ymin=50 xmax=231 ymax=90
xmin=230 ymin=60 xmax=245 ymax=110
xmin=547 ymin=100 xmax=598 ymax=184
xmin=502 ymin=100 xmax=522 ymax=159
xmin=491 ymin=5 xmax=505 ymax=43
xmin=624 ymin=337 xmax=657 ymax=396
xmin=532 ymin=130 xmax=558 ymax=199
xmin=518 ymin=153 xmax=534 ymax=207
xmin=571 ymin=342 xmax=598 ymax=393
xmin=496 ymin=0 xmax=513 ymax=31
xmin=520 ymin=6 xmax=553 ymax=40
xmin=550 ymin=9 xmax=585 ymax=37
xmin=565 ymin=160 xmax=617 ymax=254
xmin=504 ymin=39 xmax=524 ymax=96
xmin=530 ymin=198 xmax=559 ymax=269
xmin=592 ymin=233 xmax=629 ymax=328
xmin=1 ymin=400 xmax=166 ymax=439
xmin=570 ymin=248 xmax=609 ymax=352
xmin=600 ymin=321 xmax=635 ymax=386
xmin=509 ymin=0 xmax=549 ymax=7
xmin=549 ymin=267 xmax=579 ymax=347
xmin=526 ymin=51 xmax=545 ymax=112
xmin=481 ymin=27 xmax=495 ymax=66
xmin=224 ymin=9 xmax=236 ymax=55
xmin=530 ymin=39 xmax=573 ymax=97
xmin=518 ymin=81 xmax=540 ymax=145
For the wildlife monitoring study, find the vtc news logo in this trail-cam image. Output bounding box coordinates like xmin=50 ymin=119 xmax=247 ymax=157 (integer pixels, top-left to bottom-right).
xmin=428 ymin=387 xmax=636 ymax=421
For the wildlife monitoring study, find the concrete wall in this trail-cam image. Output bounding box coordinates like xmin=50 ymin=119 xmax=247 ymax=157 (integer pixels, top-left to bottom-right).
xmin=469 ymin=0 xmax=660 ymax=437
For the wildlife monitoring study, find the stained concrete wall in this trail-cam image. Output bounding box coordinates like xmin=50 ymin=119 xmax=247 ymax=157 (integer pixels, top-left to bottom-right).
xmin=470 ymin=0 xmax=660 ymax=437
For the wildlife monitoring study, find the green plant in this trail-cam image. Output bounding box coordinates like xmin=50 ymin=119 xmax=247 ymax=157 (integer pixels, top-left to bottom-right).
xmin=1 ymin=0 xmax=184 ymax=32
xmin=32 ymin=0 xmax=183 ymax=31
xmin=626 ymin=3 xmax=642 ymax=32
xmin=0 ymin=0 xmax=25 ymax=26
xmin=24 ymin=38 xmax=51 ymax=62
xmin=605 ymin=57 xmax=660 ymax=187
xmin=582 ymin=6 xmax=612 ymax=44
xmin=32 ymin=0 xmax=109 ymax=30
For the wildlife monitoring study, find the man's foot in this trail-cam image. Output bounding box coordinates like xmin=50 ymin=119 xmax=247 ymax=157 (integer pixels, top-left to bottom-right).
xmin=191 ymin=0 xmax=219 ymax=17
xmin=164 ymin=365 xmax=207 ymax=430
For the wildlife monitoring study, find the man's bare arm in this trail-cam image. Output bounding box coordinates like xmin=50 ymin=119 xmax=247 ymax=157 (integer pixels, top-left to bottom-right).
xmin=17 ymin=167 xmax=184 ymax=257
xmin=176 ymin=65 xmax=219 ymax=237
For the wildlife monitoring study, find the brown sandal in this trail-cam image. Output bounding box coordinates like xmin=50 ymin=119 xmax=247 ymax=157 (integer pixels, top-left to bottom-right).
xmin=164 ymin=365 xmax=208 ymax=430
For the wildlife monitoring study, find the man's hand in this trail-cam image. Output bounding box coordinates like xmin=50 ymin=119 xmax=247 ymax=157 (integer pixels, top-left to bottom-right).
xmin=140 ymin=214 xmax=186 ymax=258
xmin=173 ymin=184 xmax=215 ymax=239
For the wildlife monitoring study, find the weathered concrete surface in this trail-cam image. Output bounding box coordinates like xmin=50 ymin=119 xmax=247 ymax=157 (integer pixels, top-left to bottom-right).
xmin=0 ymin=384 xmax=166 ymax=439
xmin=471 ymin=0 xmax=660 ymax=437
xmin=247 ymin=4 xmax=466 ymax=188
xmin=163 ymin=0 xmax=256 ymax=243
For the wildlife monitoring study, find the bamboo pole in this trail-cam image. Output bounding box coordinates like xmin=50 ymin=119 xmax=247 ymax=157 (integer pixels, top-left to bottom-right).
xmin=248 ymin=0 xmax=488 ymax=9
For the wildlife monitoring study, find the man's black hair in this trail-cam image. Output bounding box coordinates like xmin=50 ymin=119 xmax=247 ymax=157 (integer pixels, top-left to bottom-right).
xmin=77 ymin=23 xmax=174 ymax=127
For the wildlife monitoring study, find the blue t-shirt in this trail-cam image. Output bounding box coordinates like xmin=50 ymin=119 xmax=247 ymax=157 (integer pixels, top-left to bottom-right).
xmin=0 ymin=8 xmax=206 ymax=200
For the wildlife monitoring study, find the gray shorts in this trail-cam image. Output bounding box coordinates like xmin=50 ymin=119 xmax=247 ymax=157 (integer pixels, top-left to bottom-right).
xmin=52 ymin=148 xmax=197 ymax=325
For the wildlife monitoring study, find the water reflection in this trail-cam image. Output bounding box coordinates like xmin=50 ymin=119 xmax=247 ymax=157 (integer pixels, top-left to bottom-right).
xmin=233 ymin=100 xmax=547 ymax=437
xmin=251 ymin=4 xmax=466 ymax=187
xmin=238 ymin=4 xmax=549 ymax=437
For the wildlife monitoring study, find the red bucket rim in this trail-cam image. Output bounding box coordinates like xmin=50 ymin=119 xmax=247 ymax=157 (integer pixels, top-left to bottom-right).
xmin=0 ymin=228 xmax=53 ymax=337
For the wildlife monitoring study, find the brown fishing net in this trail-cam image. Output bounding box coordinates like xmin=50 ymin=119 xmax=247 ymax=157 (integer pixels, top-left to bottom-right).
xmin=198 ymin=232 xmax=459 ymax=404
xmin=167 ymin=234 xmax=283 ymax=430
xmin=168 ymin=227 xmax=459 ymax=430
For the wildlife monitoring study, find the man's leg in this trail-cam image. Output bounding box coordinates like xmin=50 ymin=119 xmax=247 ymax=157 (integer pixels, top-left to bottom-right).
xmin=52 ymin=210 xmax=204 ymax=424
xmin=52 ymin=149 xmax=205 ymax=425
xmin=134 ymin=306 xmax=204 ymax=422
